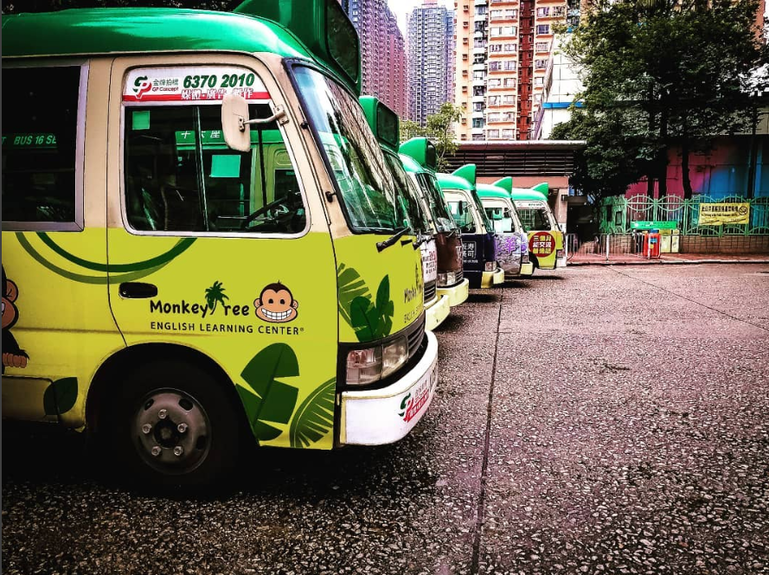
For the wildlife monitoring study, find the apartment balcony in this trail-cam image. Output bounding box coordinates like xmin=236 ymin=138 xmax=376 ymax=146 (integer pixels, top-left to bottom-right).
xmin=473 ymin=62 xmax=487 ymax=71
xmin=471 ymin=126 xmax=486 ymax=135
xmin=472 ymin=93 xmax=486 ymax=102
xmin=474 ymin=0 xmax=488 ymax=5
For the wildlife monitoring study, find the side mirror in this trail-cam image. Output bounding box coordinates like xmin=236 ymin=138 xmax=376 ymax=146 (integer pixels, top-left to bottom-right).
xmin=221 ymin=93 xmax=287 ymax=153
xmin=221 ymin=93 xmax=251 ymax=152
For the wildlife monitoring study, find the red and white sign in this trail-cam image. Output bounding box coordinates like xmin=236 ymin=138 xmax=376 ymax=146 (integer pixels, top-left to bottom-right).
xmin=123 ymin=66 xmax=271 ymax=103
xmin=530 ymin=231 xmax=555 ymax=257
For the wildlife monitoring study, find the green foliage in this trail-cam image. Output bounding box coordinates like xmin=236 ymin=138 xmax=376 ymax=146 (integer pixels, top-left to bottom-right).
xmin=560 ymin=0 xmax=767 ymax=199
xmin=426 ymin=103 xmax=463 ymax=172
xmin=43 ymin=377 xmax=78 ymax=416
xmin=400 ymin=103 xmax=462 ymax=172
xmin=239 ymin=343 xmax=300 ymax=442
xmin=289 ymin=377 xmax=335 ymax=448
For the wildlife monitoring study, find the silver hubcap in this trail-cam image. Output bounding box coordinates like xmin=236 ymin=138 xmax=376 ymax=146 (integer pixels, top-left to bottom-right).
xmin=131 ymin=389 xmax=211 ymax=475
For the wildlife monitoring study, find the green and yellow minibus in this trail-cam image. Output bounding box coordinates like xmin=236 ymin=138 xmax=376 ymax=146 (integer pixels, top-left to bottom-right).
xmin=359 ymin=96 xmax=450 ymax=331
xmin=505 ymin=183 xmax=564 ymax=271
xmin=399 ymin=138 xmax=468 ymax=308
xmin=1 ymin=0 xmax=438 ymax=489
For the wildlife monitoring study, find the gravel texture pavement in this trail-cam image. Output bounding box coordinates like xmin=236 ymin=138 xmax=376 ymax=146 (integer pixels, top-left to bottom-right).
xmin=3 ymin=264 xmax=768 ymax=575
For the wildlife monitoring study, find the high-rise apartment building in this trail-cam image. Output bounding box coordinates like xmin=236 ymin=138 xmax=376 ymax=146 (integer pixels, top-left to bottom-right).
xmin=408 ymin=0 xmax=455 ymax=125
xmin=454 ymin=0 xmax=567 ymax=141
xmin=343 ymin=0 xmax=408 ymax=118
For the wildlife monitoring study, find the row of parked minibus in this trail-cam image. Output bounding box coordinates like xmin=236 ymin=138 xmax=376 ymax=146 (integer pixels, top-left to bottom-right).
xmin=0 ymin=0 xmax=562 ymax=490
xmin=361 ymin=97 xmax=565 ymax=333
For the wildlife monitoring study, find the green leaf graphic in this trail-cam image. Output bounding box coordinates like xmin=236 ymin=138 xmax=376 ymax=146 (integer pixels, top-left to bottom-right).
xmin=350 ymin=296 xmax=379 ymax=342
xmin=43 ymin=377 xmax=78 ymax=416
xmin=289 ymin=378 xmax=336 ymax=449
xmin=374 ymin=276 xmax=394 ymax=338
xmin=337 ymin=263 xmax=371 ymax=328
xmin=239 ymin=343 xmax=301 ymax=443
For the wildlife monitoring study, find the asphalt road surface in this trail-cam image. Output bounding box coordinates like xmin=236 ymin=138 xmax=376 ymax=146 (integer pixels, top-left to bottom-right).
xmin=3 ymin=264 xmax=768 ymax=575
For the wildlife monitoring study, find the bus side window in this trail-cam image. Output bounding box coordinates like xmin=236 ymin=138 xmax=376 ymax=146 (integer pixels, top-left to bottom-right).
xmin=2 ymin=66 xmax=82 ymax=229
xmin=124 ymin=102 xmax=305 ymax=235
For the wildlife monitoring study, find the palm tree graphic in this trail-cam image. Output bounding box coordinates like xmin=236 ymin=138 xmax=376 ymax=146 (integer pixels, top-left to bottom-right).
xmin=204 ymin=281 xmax=229 ymax=315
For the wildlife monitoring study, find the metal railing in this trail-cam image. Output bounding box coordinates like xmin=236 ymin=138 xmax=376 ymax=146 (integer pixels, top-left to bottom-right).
xmin=600 ymin=195 xmax=769 ymax=236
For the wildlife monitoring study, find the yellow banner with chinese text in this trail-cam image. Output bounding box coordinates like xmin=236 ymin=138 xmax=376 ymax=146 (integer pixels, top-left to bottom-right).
xmin=698 ymin=203 xmax=750 ymax=226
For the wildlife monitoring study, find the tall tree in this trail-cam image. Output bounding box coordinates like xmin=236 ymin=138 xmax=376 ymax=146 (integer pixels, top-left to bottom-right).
xmin=424 ymin=103 xmax=462 ymax=171
xmin=558 ymin=0 xmax=767 ymax=199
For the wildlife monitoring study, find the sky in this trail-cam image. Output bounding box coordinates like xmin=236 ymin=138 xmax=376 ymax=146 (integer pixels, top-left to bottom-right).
xmin=388 ymin=0 xmax=454 ymax=36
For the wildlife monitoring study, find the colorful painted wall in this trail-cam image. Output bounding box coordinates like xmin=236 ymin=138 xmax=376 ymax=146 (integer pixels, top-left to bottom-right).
xmin=626 ymin=135 xmax=769 ymax=200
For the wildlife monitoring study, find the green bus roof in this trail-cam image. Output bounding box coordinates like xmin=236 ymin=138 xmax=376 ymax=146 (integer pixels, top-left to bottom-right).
xmin=436 ymin=172 xmax=474 ymax=192
xmin=511 ymin=188 xmax=549 ymax=202
xmin=531 ymin=182 xmax=549 ymax=195
xmin=492 ymin=177 xmax=513 ymax=194
xmin=399 ymin=137 xmax=438 ymax=172
xmin=452 ymin=164 xmax=477 ymax=188
xmin=359 ymin=96 xmax=399 ymax=152
xmin=399 ymin=153 xmax=424 ymax=174
xmin=2 ymin=1 xmax=360 ymax=93
xmin=476 ymin=183 xmax=511 ymax=200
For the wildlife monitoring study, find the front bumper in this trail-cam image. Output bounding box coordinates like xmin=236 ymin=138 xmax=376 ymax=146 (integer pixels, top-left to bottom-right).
xmin=519 ymin=262 xmax=534 ymax=276
xmin=340 ymin=331 xmax=438 ymax=446
xmin=481 ymin=267 xmax=505 ymax=288
xmin=425 ymin=294 xmax=451 ymax=331
xmin=437 ymin=278 xmax=469 ymax=307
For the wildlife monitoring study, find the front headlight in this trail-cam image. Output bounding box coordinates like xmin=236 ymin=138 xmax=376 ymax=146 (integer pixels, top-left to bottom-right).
xmin=346 ymin=336 xmax=409 ymax=386
xmin=382 ymin=336 xmax=408 ymax=379
xmin=485 ymin=261 xmax=496 ymax=272
xmin=437 ymin=271 xmax=457 ymax=287
xmin=346 ymin=347 xmax=382 ymax=386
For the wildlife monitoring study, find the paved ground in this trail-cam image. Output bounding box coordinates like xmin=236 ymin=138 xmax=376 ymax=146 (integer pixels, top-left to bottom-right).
xmin=3 ymin=264 xmax=769 ymax=575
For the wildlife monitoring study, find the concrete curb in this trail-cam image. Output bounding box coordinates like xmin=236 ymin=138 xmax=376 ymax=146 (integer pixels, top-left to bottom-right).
xmin=566 ymin=259 xmax=769 ymax=266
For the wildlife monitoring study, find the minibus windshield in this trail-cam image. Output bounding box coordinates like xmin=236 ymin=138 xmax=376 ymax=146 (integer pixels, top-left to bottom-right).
xmin=293 ymin=66 xmax=400 ymax=233
xmin=383 ymin=153 xmax=431 ymax=235
xmin=420 ymin=173 xmax=456 ymax=234
xmin=515 ymin=201 xmax=554 ymax=232
xmin=471 ymin=190 xmax=493 ymax=232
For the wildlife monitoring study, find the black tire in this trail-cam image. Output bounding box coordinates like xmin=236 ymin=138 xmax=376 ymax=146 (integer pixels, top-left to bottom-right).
xmin=104 ymin=359 xmax=242 ymax=493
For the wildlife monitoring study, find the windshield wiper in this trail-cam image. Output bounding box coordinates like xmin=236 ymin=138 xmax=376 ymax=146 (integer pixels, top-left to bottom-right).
xmin=376 ymin=227 xmax=410 ymax=252
xmin=413 ymin=232 xmax=432 ymax=249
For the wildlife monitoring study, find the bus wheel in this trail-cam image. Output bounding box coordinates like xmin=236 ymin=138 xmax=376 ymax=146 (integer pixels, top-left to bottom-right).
xmin=107 ymin=360 xmax=241 ymax=491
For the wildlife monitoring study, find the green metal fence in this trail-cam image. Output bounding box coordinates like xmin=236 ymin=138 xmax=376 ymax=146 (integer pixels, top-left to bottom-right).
xmin=600 ymin=195 xmax=769 ymax=236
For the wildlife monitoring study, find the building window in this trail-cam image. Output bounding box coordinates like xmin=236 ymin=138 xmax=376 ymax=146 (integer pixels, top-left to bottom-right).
xmin=472 ymin=118 xmax=485 ymax=128
xmin=535 ymin=42 xmax=550 ymax=52
xmin=504 ymin=43 xmax=517 ymax=52
xmin=487 ymin=129 xmax=500 ymax=139
xmin=473 ymin=86 xmax=486 ymax=96
xmin=473 ymin=71 xmax=486 ymax=80
xmin=535 ymin=59 xmax=548 ymax=69
xmin=534 ymin=77 xmax=544 ymax=86
xmin=473 ymin=102 xmax=484 ymax=112
xmin=502 ymin=129 xmax=514 ymax=139
xmin=490 ymin=26 xmax=516 ymax=37
xmin=536 ymin=24 xmax=550 ymax=35
xmin=536 ymin=7 xmax=550 ymax=17
xmin=503 ymin=60 xmax=517 ymax=71
xmin=552 ymin=6 xmax=566 ymax=17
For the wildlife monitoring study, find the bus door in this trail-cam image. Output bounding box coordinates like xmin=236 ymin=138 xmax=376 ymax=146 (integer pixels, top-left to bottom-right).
xmin=107 ymin=59 xmax=339 ymax=452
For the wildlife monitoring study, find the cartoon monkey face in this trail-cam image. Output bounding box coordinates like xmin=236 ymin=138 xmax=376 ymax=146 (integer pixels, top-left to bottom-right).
xmin=2 ymin=277 xmax=19 ymax=330
xmin=254 ymin=282 xmax=299 ymax=323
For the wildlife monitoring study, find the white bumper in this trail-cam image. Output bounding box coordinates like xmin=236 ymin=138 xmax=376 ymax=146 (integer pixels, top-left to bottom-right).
xmin=340 ymin=330 xmax=439 ymax=446
xmin=425 ymin=294 xmax=451 ymax=331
